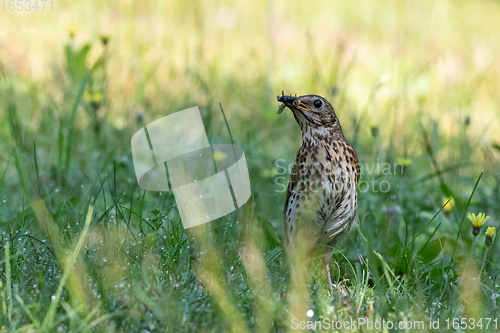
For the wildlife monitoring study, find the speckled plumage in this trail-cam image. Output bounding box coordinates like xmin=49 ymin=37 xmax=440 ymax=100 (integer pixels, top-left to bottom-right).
xmin=277 ymin=92 xmax=359 ymax=295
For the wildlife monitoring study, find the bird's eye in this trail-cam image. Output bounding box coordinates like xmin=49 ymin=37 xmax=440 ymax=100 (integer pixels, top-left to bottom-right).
xmin=314 ymin=100 xmax=323 ymax=108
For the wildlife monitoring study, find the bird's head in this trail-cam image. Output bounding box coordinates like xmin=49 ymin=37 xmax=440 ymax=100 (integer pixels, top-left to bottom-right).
xmin=277 ymin=93 xmax=342 ymax=134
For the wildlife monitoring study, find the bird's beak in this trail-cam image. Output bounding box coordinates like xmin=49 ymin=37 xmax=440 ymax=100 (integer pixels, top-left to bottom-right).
xmin=277 ymin=94 xmax=310 ymax=111
xmin=296 ymin=102 xmax=310 ymax=111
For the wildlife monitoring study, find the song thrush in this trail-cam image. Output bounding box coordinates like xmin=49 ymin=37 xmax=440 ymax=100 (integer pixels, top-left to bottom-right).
xmin=277 ymin=92 xmax=360 ymax=295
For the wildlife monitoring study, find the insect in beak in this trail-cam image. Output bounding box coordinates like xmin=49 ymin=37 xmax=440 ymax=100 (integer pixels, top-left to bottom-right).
xmin=276 ymin=92 xmax=309 ymax=112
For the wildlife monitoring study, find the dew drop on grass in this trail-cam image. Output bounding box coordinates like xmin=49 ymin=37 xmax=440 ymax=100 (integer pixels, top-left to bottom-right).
xmin=307 ymin=310 xmax=314 ymax=317
xmin=51 ymin=295 xmax=56 ymax=300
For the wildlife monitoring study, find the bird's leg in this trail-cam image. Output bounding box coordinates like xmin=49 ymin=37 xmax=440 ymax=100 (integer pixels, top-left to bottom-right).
xmin=323 ymin=251 xmax=348 ymax=298
xmin=322 ymin=255 xmax=334 ymax=296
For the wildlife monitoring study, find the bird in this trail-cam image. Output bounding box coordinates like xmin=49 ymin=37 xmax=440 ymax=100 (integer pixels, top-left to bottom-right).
xmin=277 ymin=92 xmax=360 ymax=296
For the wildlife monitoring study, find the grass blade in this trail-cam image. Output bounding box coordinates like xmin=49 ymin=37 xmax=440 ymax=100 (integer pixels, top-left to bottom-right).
xmin=65 ymin=71 xmax=90 ymax=173
xmin=448 ymin=170 xmax=484 ymax=272
xmin=41 ymin=205 xmax=94 ymax=332
xmin=4 ymin=242 xmax=12 ymax=323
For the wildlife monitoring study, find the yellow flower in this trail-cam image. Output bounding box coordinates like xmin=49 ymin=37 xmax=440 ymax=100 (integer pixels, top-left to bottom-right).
xmin=213 ymin=151 xmax=227 ymax=162
xmin=443 ymin=197 xmax=454 ymax=213
xmin=84 ymin=92 xmax=103 ymax=103
xmin=468 ymin=212 xmax=490 ymax=236
xmin=68 ymin=26 xmax=79 ymax=38
xmin=260 ymin=168 xmax=278 ymax=178
xmin=469 ymin=212 xmax=489 ymax=228
xmin=485 ymin=226 xmax=495 ymax=246
xmin=395 ymin=157 xmax=412 ymax=167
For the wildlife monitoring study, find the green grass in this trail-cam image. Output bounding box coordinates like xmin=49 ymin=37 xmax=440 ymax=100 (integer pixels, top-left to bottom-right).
xmin=2 ymin=0 xmax=500 ymax=332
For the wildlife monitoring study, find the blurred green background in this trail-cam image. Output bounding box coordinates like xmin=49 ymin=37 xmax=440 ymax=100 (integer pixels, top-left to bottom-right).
xmin=1 ymin=0 xmax=500 ymax=332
